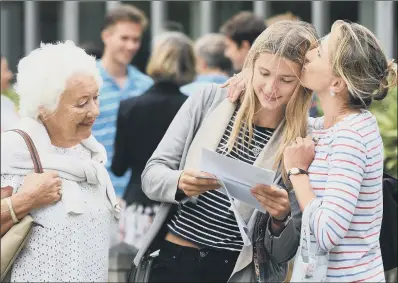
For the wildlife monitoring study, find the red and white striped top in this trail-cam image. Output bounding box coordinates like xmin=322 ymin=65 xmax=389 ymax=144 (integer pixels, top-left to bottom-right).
xmin=306 ymin=110 xmax=385 ymax=282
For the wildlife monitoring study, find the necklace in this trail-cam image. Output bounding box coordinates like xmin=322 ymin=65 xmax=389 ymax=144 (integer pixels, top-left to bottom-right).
xmin=251 ymin=134 xmax=264 ymax=157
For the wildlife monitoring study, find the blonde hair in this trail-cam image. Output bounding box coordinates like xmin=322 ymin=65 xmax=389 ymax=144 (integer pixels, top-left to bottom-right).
xmin=227 ymin=20 xmax=319 ymax=182
xmin=146 ymin=32 xmax=196 ymax=86
xmin=330 ymin=20 xmax=398 ymax=108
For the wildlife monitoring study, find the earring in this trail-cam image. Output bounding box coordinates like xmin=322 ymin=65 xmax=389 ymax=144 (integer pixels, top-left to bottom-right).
xmin=329 ymin=90 xmax=335 ymax=97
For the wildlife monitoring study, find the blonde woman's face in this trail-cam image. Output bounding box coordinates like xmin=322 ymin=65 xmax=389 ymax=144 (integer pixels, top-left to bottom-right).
xmin=253 ymin=52 xmax=301 ymax=111
xmin=301 ymin=33 xmax=335 ymax=93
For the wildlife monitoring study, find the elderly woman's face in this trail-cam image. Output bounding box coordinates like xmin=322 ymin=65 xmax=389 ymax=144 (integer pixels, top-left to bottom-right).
xmin=41 ymin=74 xmax=99 ymax=145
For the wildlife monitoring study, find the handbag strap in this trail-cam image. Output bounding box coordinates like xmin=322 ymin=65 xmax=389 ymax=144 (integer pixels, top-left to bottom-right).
xmin=7 ymin=129 xmax=43 ymax=174
xmin=299 ymin=198 xmax=319 ymax=257
xmin=303 ymin=203 xmax=313 ymax=255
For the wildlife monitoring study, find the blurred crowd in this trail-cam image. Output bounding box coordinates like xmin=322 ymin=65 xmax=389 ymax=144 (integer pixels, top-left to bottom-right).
xmin=1 ymin=3 xmax=396 ymax=283
xmin=1 ymin=4 xmax=319 ymax=251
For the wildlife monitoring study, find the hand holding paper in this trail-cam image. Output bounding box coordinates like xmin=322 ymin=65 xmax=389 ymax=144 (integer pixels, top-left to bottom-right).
xmin=178 ymin=169 xmax=220 ymax=197
xmin=199 ymin=148 xmax=278 ymax=213
xmin=251 ymin=184 xmax=290 ymax=221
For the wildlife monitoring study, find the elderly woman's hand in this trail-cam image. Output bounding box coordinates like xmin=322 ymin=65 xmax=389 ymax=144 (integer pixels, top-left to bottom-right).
xmin=19 ymin=171 xmax=63 ymax=209
xmin=251 ymin=184 xmax=291 ymax=220
xmin=220 ymin=68 xmax=251 ymax=102
xmin=1 ymin=186 xmax=13 ymax=199
xmin=283 ymin=136 xmax=315 ymax=172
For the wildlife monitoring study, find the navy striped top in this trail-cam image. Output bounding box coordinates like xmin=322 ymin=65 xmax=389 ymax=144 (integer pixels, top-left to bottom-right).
xmin=167 ymin=110 xmax=275 ymax=251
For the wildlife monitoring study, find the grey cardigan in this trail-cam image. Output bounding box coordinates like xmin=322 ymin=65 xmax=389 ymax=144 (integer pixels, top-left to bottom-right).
xmin=134 ymin=84 xmax=301 ymax=282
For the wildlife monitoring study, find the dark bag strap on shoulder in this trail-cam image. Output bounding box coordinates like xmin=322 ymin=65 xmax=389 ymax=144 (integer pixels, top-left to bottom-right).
xmin=7 ymin=129 xmax=43 ymax=174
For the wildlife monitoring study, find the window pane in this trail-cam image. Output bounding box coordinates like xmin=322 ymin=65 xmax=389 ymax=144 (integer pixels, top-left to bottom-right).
xmin=79 ymin=1 xmax=106 ymax=52
xmin=214 ymin=1 xmax=254 ymax=32
xmin=270 ymin=1 xmax=311 ymax=23
xmin=38 ymin=1 xmax=61 ymax=43
xmin=1 ymin=1 xmax=23 ymax=72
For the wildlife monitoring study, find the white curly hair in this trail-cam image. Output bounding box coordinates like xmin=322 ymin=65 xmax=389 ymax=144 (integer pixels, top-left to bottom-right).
xmin=15 ymin=40 xmax=103 ymax=119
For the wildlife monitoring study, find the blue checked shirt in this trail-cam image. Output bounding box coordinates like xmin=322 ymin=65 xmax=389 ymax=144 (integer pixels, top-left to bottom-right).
xmin=180 ymin=74 xmax=229 ymax=96
xmin=92 ymin=61 xmax=153 ymax=196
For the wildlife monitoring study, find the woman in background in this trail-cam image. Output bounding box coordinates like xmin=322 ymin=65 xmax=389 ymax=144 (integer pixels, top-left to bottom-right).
xmin=112 ymin=32 xmax=194 ymax=249
xmin=1 ymin=56 xmax=19 ymax=132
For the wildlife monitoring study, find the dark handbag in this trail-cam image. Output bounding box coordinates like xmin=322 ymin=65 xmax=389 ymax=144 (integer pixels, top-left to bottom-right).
xmin=127 ymin=252 xmax=157 ymax=283
xmin=253 ymin=213 xmax=288 ymax=283
xmin=380 ymin=172 xmax=398 ymax=271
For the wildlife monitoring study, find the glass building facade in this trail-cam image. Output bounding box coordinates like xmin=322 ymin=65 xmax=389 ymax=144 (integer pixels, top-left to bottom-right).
xmin=1 ymin=1 xmax=396 ymax=74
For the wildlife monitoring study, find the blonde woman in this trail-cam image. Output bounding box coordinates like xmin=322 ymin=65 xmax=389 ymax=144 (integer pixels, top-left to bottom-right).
xmin=227 ymin=20 xmax=397 ymax=282
xmin=112 ymin=32 xmax=194 ymax=249
xmin=284 ymin=20 xmax=397 ymax=282
xmin=132 ymin=21 xmax=318 ymax=282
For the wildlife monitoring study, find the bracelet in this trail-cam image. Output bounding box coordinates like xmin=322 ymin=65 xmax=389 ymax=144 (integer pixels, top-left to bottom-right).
xmin=5 ymin=197 xmax=19 ymax=224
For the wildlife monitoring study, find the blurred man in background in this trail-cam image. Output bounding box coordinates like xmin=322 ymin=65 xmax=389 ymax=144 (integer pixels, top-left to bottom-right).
xmin=180 ymin=33 xmax=231 ymax=96
xmin=112 ymin=31 xmax=194 ymax=250
xmin=220 ymin=11 xmax=266 ymax=73
xmin=92 ymin=4 xmax=153 ymax=201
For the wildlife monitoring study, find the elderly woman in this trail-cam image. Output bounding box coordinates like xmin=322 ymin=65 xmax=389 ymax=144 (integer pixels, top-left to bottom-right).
xmin=1 ymin=41 xmax=120 ymax=282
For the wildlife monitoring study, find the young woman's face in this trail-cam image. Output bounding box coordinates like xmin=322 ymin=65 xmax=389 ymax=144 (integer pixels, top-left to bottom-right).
xmin=301 ymin=31 xmax=338 ymax=93
xmin=253 ymin=52 xmax=302 ymax=111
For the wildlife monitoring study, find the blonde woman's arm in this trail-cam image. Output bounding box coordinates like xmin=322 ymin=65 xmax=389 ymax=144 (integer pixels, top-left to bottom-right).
xmin=262 ymin=186 xmax=302 ymax=264
xmin=141 ymin=84 xmax=221 ymax=203
xmin=285 ymin=133 xmax=367 ymax=251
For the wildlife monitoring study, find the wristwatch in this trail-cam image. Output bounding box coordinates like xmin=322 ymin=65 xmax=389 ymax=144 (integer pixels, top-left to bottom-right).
xmin=272 ymin=212 xmax=292 ymax=226
xmin=287 ymin=167 xmax=308 ymax=180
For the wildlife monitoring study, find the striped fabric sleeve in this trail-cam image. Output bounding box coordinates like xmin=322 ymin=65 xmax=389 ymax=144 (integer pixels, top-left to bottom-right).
xmin=309 ymin=130 xmax=366 ymax=251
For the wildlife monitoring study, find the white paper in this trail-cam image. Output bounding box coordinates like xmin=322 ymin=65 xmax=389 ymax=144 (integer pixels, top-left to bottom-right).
xmin=198 ymin=148 xmax=278 ymax=246
xmin=218 ymin=179 xmax=252 ymax=246
xmin=199 ymin=148 xmax=276 ymax=214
